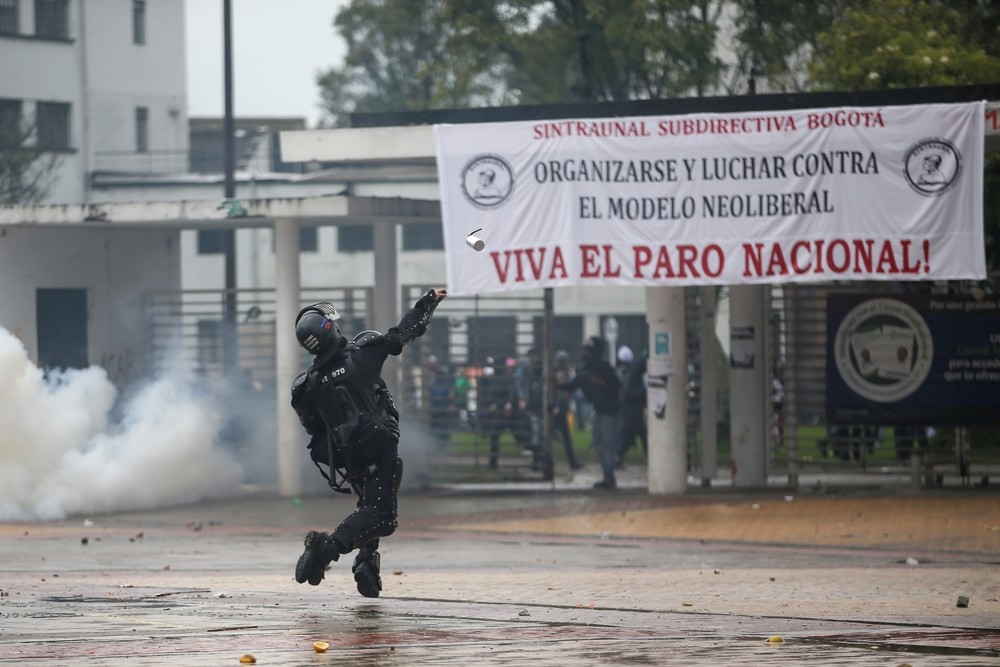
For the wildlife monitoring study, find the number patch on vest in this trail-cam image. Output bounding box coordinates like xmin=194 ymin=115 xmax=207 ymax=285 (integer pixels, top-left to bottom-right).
xmin=321 ymin=367 xmax=347 ymax=382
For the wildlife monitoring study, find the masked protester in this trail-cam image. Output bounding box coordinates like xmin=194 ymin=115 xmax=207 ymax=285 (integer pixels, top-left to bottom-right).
xmin=291 ymin=288 xmax=447 ymax=597
xmin=559 ymin=336 xmax=621 ymax=489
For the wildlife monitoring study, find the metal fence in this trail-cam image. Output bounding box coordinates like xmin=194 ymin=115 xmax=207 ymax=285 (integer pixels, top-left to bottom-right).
xmin=398 ymin=286 xmax=556 ymax=483
xmin=768 ymin=282 xmax=998 ymax=486
xmin=143 ymin=287 xmax=373 ymax=383
xmin=142 ymin=282 xmax=998 ymax=489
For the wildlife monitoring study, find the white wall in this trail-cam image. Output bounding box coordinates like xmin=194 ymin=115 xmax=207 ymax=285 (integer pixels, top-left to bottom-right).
xmin=83 ymin=0 xmax=188 ymax=155
xmin=0 ymin=0 xmax=188 ymax=204
xmin=0 ymin=226 xmax=181 ymax=385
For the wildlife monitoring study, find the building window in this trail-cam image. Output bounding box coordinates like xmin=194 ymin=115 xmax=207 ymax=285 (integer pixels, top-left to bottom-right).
xmin=299 ymin=227 xmax=318 ymax=252
xmin=132 ymin=0 xmax=145 ymax=44
xmin=34 ymin=0 xmax=68 ymax=39
xmin=135 ymin=106 xmax=148 ymax=152
xmin=337 ymin=225 xmax=373 ymax=252
xmin=401 ymin=223 xmax=444 ymax=251
xmin=269 ymin=227 xmax=318 ymax=253
xmin=197 ymin=229 xmax=225 ymax=255
xmin=0 ymin=99 xmax=22 ymax=146
xmin=534 ymin=315 xmax=585 ymax=363
xmin=36 ymin=101 xmax=70 ymax=150
xmin=0 ymin=0 xmax=19 ymax=34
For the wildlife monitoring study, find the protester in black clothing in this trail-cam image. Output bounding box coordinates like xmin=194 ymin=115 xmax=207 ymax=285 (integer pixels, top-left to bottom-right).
xmin=290 ymin=288 xmax=446 ymax=597
xmin=559 ymin=336 xmax=621 ymax=489
xmin=552 ymin=350 xmax=583 ymax=470
xmin=614 ymin=345 xmax=647 ymax=467
xmin=477 ymin=357 xmax=531 ymax=469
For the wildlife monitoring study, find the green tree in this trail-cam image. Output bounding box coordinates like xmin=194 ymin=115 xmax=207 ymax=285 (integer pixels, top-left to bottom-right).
xmin=317 ymin=0 xmax=516 ymax=126
xmin=727 ymin=0 xmax=847 ymax=92
xmin=809 ymin=0 xmax=1000 ymax=90
xmin=805 ymin=0 xmax=1000 ymax=278
xmin=522 ymin=0 xmax=726 ymax=102
xmin=317 ymin=0 xmax=728 ymax=123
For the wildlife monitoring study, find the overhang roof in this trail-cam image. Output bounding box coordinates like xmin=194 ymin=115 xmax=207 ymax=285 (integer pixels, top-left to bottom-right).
xmin=0 ymin=195 xmax=441 ymax=231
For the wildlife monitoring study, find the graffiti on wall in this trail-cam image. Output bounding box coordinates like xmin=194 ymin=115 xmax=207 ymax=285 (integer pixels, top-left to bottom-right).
xmin=100 ymin=348 xmax=136 ymax=389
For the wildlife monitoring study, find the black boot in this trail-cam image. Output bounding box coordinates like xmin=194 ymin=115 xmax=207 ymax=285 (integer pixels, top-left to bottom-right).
xmin=352 ymin=544 xmax=382 ymax=598
xmin=294 ymin=531 xmax=340 ymax=586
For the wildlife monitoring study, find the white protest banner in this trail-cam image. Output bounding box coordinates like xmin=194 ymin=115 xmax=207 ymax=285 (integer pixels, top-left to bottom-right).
xmin=434 ymin=101 xmax=985 ymax=295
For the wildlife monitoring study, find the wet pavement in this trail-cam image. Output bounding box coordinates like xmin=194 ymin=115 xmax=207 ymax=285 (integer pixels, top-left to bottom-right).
xmin=1 ymin=475 xmax=999 ymax=666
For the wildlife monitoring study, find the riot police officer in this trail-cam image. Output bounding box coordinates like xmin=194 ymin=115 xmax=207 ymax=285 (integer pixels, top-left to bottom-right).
xmin=291 ymin=288 xmax=447 ymax=597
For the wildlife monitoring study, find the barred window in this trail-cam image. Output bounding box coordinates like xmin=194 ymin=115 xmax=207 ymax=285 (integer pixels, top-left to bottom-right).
xmin=34 ymin=0 xmax=68 ymax=39
xmin=132 ymin=0 xmax=145 ymax=44
xmin=0 ymin=0 xmax=19 ymax=34
xmin=196 ymin=320 xmax=222 ymax=366
xmin=401 ymin=223 xmax=444 ymax=251
xmin=197 ymin=230 xmax=225 ymax=255
xmin=135 ymin=106 xmax=148 ymax=152
xmin=534 ymin=315 xmax=585 ymax=363
xmin=337 ymin=225 xmax=373 ymax=252
xmin=36 ymin=101 xmax=70 ymax=150
xmin=0 ymin=99 xmax=22 ymax=146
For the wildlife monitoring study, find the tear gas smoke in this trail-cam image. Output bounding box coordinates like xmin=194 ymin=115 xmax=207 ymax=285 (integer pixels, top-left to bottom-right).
xmin=0 ymin=326 xmax=243 ymax=521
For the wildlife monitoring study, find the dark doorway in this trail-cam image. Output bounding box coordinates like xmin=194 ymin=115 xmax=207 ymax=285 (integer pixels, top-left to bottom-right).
xmin=36 ymin=288 xmax=88 ymax=370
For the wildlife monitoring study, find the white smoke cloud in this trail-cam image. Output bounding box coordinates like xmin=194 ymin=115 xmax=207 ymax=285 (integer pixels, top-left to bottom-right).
xmin=0 ymin=326 xmax=243 ymax=521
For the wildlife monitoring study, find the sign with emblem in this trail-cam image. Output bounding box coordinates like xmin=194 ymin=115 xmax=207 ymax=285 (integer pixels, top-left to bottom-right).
xmin=826 ymin=293 xmax=1000 ymax=425
xmin=434 ymin=101 xmax=985 ymax=295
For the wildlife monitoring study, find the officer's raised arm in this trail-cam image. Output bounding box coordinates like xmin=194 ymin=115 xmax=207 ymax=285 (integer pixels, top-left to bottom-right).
xmin=387 ymin=288 xmax=447 ymax=351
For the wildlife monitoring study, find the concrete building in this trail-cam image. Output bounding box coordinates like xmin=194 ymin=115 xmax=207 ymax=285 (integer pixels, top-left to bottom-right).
xmin=0 ymin=0 xmax=187 ymax=376
xmin=0 ymin=0 xmax=188 ymax=204
xmin=0 ymin=0 xmax=647 ymax=382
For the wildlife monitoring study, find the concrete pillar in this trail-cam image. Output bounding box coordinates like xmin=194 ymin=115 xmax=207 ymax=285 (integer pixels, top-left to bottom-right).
xmin=274 ymin=217 xmax=303 ymax=497
xmin=729 ymin=284 xmax=768 ymax=487
xmin=699 ymin=286 xmax=718 ymax=485
xmin=373 ymin=222 xmax=399 ymax=397
xmin=783 ymin=285 xmax=800 ymax=489
xmin=645 ymin=286 xmax=687 ymax=494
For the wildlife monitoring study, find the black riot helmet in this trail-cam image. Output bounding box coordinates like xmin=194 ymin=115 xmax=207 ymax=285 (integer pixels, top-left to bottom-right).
xmin=295 ymin=302 xmax=343 ymax=361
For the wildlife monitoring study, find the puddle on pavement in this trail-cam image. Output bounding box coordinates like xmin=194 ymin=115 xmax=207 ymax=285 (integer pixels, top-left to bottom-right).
xmin=41 ymin=595 xmax=184 ymax=608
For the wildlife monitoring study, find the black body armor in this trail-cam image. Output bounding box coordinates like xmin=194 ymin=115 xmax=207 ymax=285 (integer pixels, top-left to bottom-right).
xmin=290 ymin=289 xmax=441 ymax=551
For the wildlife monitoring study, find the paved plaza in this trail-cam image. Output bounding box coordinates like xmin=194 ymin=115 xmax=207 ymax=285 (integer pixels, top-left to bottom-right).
xmin=1 ymin=476 xmax=998 ymax=666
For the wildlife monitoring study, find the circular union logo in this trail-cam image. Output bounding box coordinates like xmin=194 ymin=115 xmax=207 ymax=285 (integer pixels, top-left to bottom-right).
xmin=833 ymin=298 xmax=933 ymax=403
xmin=461 ymin=154 xmax=514 ymax=210
xmin=902 ymin=138 xmax=962 ymax=196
